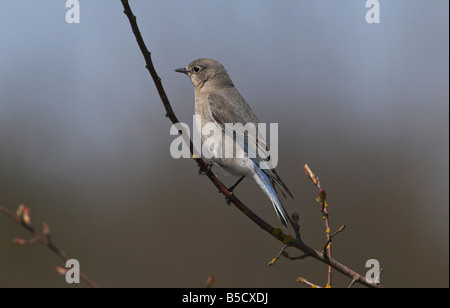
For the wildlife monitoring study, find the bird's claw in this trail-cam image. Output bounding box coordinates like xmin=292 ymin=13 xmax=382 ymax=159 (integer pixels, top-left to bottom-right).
xmin=198 ymin=163 xmax=213 ymax=176
xmin=225 ymin=193 xmax=233 ymax=206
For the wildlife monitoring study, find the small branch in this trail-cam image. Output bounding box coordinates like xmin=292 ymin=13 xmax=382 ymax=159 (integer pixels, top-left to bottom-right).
xmin=205 ymin=275 xmax=216 ymax=288
xmin=323 ymin=225 xmax=346 ymax=256
xmin=120 ymin=0 xmax=382 ymax=288
xmin=268 ymin=243 xmax=309 ymax=266
xmin=290 ymin=211 xmax=303 ymax=244
xmin=348 ymin=275 xmax=360 ymax=288
xmin=268 ymin=245 xmax=288 ymax=266
xmin=297 ymin=277 xmax=323 ymax=288
xmin=375 ymin=268 xmax=384 ymax=284
xmin=0 ymin=204 xmax=100 ymax=288
xmin=283 ymin=251 xmax=309 ymax=261
xmin=304 ymin=164 xmax=335 ymax=287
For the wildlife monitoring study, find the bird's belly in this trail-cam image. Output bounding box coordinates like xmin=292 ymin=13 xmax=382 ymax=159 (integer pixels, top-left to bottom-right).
xmin=214 ymin=157 xmax=255 ymax=177
xmin=211 ymin=134 xmax=255 ymax=177
xmin=196 ymin=118 xmax=255 ymax=176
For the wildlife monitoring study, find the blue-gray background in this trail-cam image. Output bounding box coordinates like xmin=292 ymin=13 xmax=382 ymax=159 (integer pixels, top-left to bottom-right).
xmin=0 ymin=1 xmax=448 ymax=287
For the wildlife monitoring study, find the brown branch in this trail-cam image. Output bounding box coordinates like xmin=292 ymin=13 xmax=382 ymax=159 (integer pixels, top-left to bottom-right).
xmin=268 ymin=245 xmax=289 ymax=266
xmin=348 ymin=275 xmax=360 ymax=288
xmin=323 ymin=225 xmax=346 ymax=255
xmin=120 ymin=0 xmax=382 ymax=288
xmin=297 ymin=277 xmax=323 ymax=288
xmin=0 ymin=204 xmax=100 ymax=288
xmin=304 ymin=163 xmax=335 ymax=286
xmin=269 ymin=245 xmax=309 ymax=266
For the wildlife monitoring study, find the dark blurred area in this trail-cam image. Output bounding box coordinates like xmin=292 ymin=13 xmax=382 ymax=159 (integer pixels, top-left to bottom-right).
xmin=0 ymin=1 xmax=448 ymax=287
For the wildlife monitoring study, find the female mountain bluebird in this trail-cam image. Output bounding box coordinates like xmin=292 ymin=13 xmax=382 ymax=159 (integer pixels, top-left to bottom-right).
xmin=175 ymin=58 xmax=293 ymax=227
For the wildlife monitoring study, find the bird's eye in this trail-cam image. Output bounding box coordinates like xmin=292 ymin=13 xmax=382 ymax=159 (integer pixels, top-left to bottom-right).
xmin=192 ymin=66 xmax=201 ymax=73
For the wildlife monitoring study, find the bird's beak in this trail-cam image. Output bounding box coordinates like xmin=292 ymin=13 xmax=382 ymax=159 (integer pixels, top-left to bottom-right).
xmin=175 ymin=67 xmax=188 ymax=74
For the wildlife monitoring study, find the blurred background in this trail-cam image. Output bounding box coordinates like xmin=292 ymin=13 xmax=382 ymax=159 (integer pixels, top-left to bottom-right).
xmin=0 ymin=0 xmax=448 ymax=288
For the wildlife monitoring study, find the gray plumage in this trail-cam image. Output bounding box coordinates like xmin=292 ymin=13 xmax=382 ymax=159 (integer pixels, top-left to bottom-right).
xmin=175 ymin=58 xmax=292 ymax=227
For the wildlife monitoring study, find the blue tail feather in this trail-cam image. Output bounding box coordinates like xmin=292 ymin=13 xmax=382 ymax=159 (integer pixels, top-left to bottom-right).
xmin=255 ymin=168 xmax=289 ymax=227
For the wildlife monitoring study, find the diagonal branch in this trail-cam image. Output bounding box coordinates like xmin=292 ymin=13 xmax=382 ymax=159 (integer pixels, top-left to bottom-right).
xmin=120 ymin=0 xmax=382 ymax=288
xmin=0 ymin=204 xmax=100 ymax=288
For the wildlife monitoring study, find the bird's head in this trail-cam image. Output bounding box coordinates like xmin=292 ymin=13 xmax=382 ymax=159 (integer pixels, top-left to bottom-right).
xmin=175 ymin=58 xmax=233 ymax=90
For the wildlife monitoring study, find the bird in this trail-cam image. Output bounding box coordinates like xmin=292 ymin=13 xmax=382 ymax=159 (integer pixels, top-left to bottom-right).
xmin=175 ymin=58 xmax=293 ymax=227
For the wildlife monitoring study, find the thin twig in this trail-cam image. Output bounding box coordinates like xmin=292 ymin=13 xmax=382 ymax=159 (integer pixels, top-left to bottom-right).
xmin=375 ymin=268 xmax=384 ymax=284
xmin=120 ymin=0 xmax=382 ymax=288
xmin=0 ymin=205 xmax=100 ymax=288
xmin=323 ymin=225 xmax=346 ymax=255
xmin=283 ymin=251 xmax=309 ymax=261
xmin=348 ymin=275 xmax=360 ymax=288
xmin=297 ymin=277 xmax=323 ymax=288
xmin=304 ymin=164 xmax=334 ymax=287
xmin=268 ymin=242 xmax=309 ymax=266
xmin=268 ymin=245 xmax=289 ymax=266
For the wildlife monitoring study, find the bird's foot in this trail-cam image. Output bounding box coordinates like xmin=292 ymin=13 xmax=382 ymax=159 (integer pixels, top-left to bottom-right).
xmin=227 ymin=175 xmax=245 ymax=193
xmin=224 ymin=192 xmax=234 ymax=206
xmin=198 ymin=163 xmax=213 ymax=176
xmin=221 ymin=175 xmax=246 ymax=206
